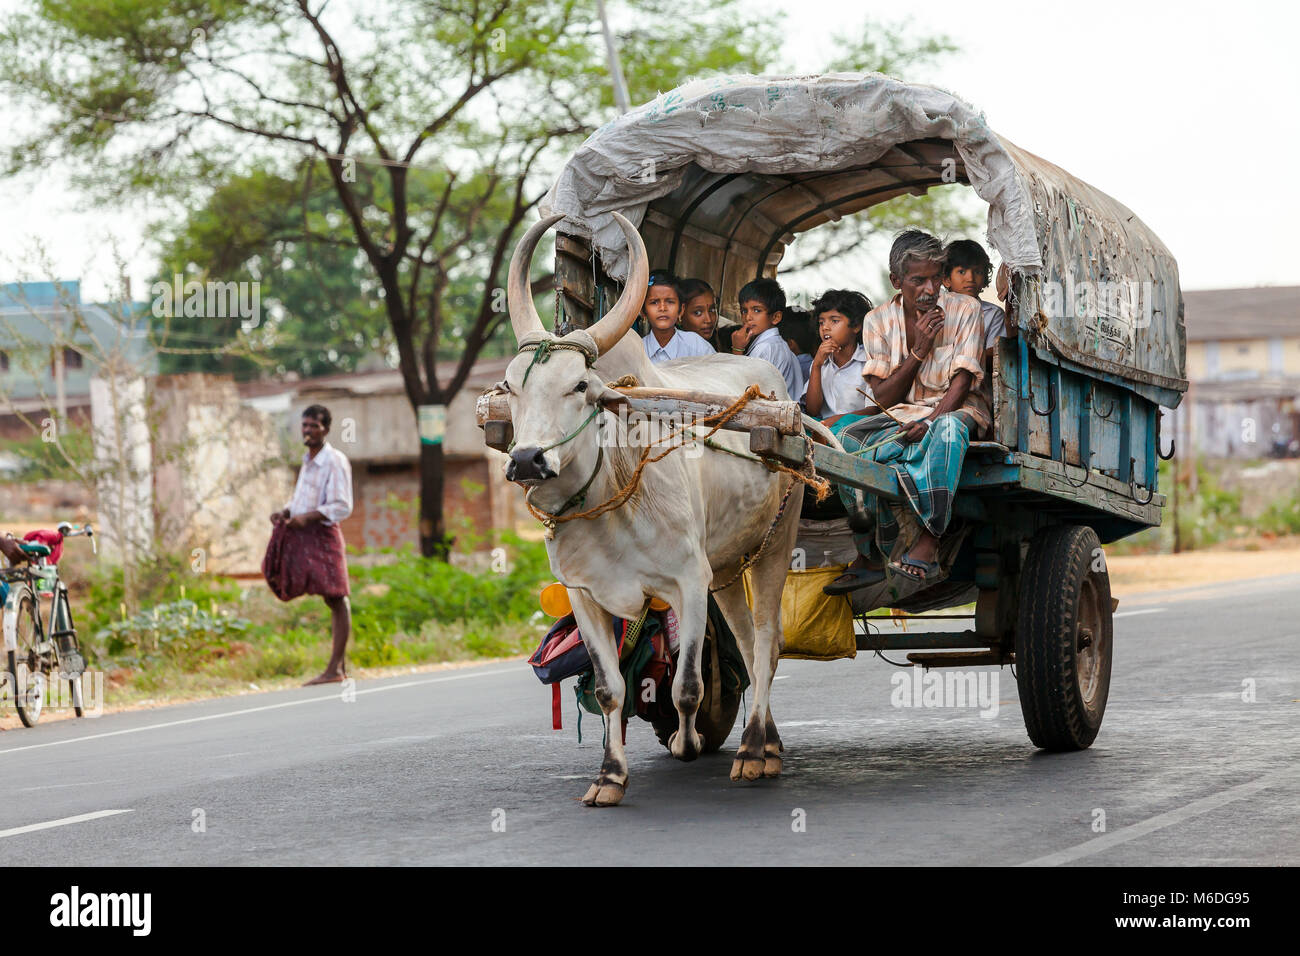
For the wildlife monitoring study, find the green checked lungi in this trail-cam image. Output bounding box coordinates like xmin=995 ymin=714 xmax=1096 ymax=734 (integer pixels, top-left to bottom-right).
xmin=828 ymin=411 xmax=973 ymax=563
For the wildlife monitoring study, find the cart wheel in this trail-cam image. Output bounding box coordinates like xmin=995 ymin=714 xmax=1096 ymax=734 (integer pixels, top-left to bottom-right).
xmin=652 ymin=633 xmax=742 ymax=755
xmin=1015 ymin=524 xmax=1113 ymax=751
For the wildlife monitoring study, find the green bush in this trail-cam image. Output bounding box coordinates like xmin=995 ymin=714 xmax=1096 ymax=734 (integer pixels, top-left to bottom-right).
xmin=1258 ymin=493 xmax=1300 ymax=536
xmin=5 ymin=424 xmax=94 ymax=483
xmin=349 ymin=532 xmax=551 ymax=643
xmin=77 ymin=532 xmax=554 ymax=685
xmin=83 ymin=552 xmax=243 ymax=639
xmin=94 ymin=600 xmax=250 ymax=668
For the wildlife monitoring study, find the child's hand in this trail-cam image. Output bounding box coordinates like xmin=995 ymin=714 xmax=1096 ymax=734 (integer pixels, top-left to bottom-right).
xmin=730 ymin=325 xmax=753 ymax=353
xmin=814 ymin=337 xmax=838 ymax=365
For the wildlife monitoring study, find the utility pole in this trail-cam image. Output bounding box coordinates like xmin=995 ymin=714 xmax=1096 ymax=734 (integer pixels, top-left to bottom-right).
xmin=595 ymin=0 xmax=631 ymax=114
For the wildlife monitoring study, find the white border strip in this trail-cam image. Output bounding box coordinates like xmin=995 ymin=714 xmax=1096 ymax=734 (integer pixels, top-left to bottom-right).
xmin=0 ymin=667 xmax=520 ymax=757
xmin=0 ymin=808 xmax=134 ymax=839
xmin=1018 ymin=777 xmax=1275 ymax=866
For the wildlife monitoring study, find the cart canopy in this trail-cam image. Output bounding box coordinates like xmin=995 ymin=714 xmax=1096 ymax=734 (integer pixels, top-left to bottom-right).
xmin=540 ymin=73 xmax=1186 ymax=406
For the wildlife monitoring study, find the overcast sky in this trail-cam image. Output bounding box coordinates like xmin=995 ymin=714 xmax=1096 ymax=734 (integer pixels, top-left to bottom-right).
xmin=0 ymin=0 xmax=1294 ymax=299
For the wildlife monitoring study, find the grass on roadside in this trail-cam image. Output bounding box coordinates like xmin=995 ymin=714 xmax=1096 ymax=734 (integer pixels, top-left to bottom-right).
xmin=54 ymin=533 xmax=554 ymax=709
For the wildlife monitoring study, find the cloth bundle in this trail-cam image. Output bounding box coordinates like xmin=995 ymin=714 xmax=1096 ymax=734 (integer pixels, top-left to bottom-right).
xmin=262 ymin=522 xmax=350 ymax=601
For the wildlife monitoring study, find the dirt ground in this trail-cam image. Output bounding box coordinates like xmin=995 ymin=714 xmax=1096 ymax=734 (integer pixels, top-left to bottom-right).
xmin=1105 ymin=538 xmax=1300 ymax=596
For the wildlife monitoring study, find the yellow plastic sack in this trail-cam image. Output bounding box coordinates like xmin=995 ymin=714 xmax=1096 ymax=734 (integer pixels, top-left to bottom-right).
xmin=744 ymin=566 xmax=857 ymax=661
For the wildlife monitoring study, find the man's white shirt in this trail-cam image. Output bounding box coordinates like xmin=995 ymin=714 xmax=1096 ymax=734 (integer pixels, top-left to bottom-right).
xmin=643 ymin=328 xmax=715 ymax=365
xmin=802 ymin=344 xmax=868 ymax=416
xmin=286 ymin=441 xmax=354 ymax=525
xmin=747 ymin=326 xmax=805 ymax=400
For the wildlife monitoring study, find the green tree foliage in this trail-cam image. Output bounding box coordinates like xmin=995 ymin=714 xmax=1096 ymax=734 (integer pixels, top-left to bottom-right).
xmin=0 ymin=0 xmax=965 ymax=555
xmin=154 ymin=164 xmax=391 ymax=378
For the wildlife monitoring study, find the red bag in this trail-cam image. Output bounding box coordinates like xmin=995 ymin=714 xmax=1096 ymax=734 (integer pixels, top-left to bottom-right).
xmin=528 ymin=614 xmax=593 ymax=731
xmin=22 ymin=529 xmax=63 ymax=564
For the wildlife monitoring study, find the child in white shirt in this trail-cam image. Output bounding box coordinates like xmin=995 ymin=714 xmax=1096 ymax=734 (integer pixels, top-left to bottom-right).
xmin=943 ymin=239 xmax=1006 ymax=361
xmin=802 ymin=289 xmax=873 ymax=418
xmin=733 ymin=277 xmax=804 ymax=400
xmin=641 ymin=270 xmax=715 ymax=365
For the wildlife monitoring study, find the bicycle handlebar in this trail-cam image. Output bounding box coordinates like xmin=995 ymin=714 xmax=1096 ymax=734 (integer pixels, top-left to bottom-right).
xmin=3 ymin=523 xmax=98 ymax=562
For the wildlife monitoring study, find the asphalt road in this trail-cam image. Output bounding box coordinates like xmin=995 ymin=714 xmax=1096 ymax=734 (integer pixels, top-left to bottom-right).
xmin=1 ymin=573 xmax=1297 ymax=866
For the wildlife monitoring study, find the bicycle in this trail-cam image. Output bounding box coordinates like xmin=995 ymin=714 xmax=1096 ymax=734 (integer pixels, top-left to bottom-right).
xmin=1 ymin=522 xmax=95 ymax=727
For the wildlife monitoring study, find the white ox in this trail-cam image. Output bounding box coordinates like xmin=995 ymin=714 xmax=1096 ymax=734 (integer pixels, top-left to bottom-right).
xmin=500 ymin=212 xmax=802 ymax=806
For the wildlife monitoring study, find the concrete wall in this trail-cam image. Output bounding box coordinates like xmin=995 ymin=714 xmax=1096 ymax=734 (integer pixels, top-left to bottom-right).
xmin=90 ymin=374 xmax=154 ymax=562
xmin=1187 ymin=337 xmax=1300 ymax=381
xmin=152 ymin=374 xmax=293 ymax=574
xmin=284 ymin=383 xmax=524 ymax=551
xmin=1170 ymin=396 xmax=1300 ymax=458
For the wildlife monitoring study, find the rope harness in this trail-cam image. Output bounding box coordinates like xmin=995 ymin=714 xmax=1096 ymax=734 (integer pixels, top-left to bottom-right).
xmin=502 ymin=338 xmax=832 ymax=588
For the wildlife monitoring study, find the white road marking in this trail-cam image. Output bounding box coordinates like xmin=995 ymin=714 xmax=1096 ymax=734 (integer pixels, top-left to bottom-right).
xmin=773 ymin=675 xmax=789 ymax=681
xmin=0 ymin=666 xmax=521 ymax=757
xmin=13 ymin=779 xmax=125 ymax=792
xmin=1018 ymin=776 xmax=1276 ymax=866
xmin=1114 ymin=608 xmax=1166 ymax=618
xmin=0 ymin=808 xmax=133 ymax=839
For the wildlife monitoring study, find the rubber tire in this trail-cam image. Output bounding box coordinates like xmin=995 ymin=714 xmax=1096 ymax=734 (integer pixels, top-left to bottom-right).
xmin=652 ymin=635 xmax=742 ymax=755
xmin=8 ymin=588 xmax=44 ymax=728
xmin=1015 ymin=524 xmax=1113 ymax=751
xmin=53 ymin=589 xmax=84 ymax=718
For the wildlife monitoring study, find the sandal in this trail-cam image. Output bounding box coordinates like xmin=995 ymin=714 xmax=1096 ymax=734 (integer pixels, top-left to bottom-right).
xmin=823 ymin=565 xmax=886 ymax=595
xmin=889 ymin=554 xmax=941 ymax=584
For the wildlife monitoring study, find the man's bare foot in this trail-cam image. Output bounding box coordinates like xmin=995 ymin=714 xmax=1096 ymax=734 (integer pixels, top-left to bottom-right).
xmin=304 ymin=671 xmax=346 ymax=686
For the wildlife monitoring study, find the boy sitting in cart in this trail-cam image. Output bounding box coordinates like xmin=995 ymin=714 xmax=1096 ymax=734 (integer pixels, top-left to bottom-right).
xmin=822 ymin=229 xmax=990 ymax=593
xmin=942 ymin=238 xmax=1007 ymax=364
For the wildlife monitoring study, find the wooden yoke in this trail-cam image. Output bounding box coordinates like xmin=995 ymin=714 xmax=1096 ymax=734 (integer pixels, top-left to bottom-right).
xmin=475 ymin=386 xmax=804 ymax=452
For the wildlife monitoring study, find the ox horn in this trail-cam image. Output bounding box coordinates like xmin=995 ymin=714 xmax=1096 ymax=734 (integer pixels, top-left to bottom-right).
xmin=507 ymin=213 xmax=567 ymax=342
xmin=586 ymin=212 xmax=649 ymax=356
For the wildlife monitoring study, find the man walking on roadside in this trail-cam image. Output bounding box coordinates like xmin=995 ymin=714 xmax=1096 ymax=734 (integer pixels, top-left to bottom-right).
xmin=264 ymin=404 xmax=354 ymax=686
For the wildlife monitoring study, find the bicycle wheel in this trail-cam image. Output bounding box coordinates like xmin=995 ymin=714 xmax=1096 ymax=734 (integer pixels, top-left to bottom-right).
xmin=51 ymin=583 xmax=84 ymax=718
xmin=6 ymin=584 xmax=47 ymax=727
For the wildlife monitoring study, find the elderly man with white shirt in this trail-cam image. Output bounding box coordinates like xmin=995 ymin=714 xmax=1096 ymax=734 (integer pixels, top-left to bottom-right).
xmin=263 ymin=404 xmax=355 ymax=686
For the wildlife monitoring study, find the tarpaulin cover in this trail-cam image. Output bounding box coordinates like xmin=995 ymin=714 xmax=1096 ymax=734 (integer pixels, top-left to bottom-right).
xmin=540 ymin=73 xmax=1185 ymax=405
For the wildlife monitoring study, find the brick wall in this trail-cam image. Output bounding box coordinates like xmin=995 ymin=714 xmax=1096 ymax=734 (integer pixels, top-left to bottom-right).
xmin=0 ymin=404 xmax=93 ymax=441
xmin=335 ymin=456 xmax=499 ymax=551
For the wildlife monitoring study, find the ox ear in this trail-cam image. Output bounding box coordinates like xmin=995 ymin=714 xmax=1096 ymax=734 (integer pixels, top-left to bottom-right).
xmin=585 ymin=374 xmax=621 ymax=408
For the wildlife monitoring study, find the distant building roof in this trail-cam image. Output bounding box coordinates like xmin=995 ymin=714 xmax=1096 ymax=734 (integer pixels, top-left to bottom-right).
xmin=1184 ymin=286 xmax=1300 ymax=342
xmin=236 ymin=357 xmax=512 ymax=401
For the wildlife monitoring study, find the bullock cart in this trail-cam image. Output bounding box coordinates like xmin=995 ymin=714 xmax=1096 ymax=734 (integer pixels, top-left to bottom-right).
xmin=482 ymin=75 xmax=1186 ymax=757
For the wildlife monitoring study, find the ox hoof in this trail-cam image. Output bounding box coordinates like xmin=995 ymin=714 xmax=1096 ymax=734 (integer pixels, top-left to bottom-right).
xmin=762 ymin=755 xmax=783 ymax=777
xmin=668 ymin=729 xmax=704 ymax=763
xmin=580 ymin=780 xmax=627 ymax=807
xmin=730 ymin=757 xmax=766 ymax=781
